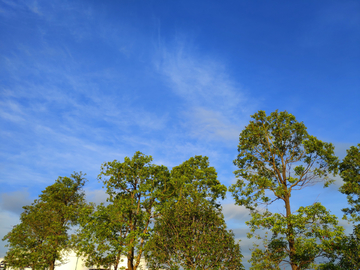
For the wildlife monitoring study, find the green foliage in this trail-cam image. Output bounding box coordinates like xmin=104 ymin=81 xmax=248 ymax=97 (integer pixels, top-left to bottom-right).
xmin=73 ymin=202 xmax=126 ymax=270
xmin=2 ymin=213 xmax=50 ymax=270
xmin=319 ymin=144 xmax=360 ymax=269
xmin=339 ymin=144 xmax=360 ymax=222
xmin=144 ymin=195 xmax=244 ymax=270
xmin=230 ymin=110 xmax=338 ymax=210
xmin=75 ymin=152 xmax=228 ymax=270
xmin=144 ymin=155 xmax=230 ymax=269
xmin=248 ymin=203 xmax=344 ymax=269
xmin=169 ymin=155 xmax=227 ymax=205
xmin=2 ymin=172 xmax=86 ymax=270
xmin=229 ymin=110 xmax=340 ymax=269
xmin=75 ymin=151 xmax=169 ymax=270
xmin=318 ymin=224 xmax=360 ymax=270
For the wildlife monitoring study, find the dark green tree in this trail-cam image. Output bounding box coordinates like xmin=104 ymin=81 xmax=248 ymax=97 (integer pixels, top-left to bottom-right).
xmin=339 ymin=144 xmax=360 ymax=222
xmin=229 ymin=110 xmax=343 ymax=270
xmin=247 ymin=203 xmax=344 ymax=270
xmin=2 ymin=172 xmax=86 ymax=270
xmin=318 ymin=224 xmax=360 ymax=270
xmin=144 ymin=195 xmax=244 ymax=270
xmin=336 ymin=144 xmax=360 ymax=268
xmin=318 ymin=144 xmax=360 ymax=269
xmin=168 ymin=155 xmax=227 ymax=206
xmin=73 ymin=201 xmax=128 ymax=270
xmin=2 ymin=214 xmax=49 ymax=270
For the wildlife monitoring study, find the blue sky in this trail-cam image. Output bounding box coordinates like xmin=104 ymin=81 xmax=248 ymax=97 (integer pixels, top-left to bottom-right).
xmin=0 ymin=0 xmax=359 ymax=268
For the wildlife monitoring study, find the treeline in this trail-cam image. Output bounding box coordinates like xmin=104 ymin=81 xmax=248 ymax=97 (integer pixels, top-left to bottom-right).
xmin=2 ymin=110 xmax=360 ymax=270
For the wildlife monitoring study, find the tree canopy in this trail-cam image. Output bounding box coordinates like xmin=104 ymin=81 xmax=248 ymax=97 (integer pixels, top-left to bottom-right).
xmin=144 ymin=155 xmax=235 ymax=269
xmin=169 ymin=155 xmax=227 ymax=205
xmin=248 ymin=203 xmax=344 ymax=269
xmin=230 ymin=110 xmax=342 ymax=270
xmin=75 ymin=152 xmax=228 ymax=270
xmin=2 ymin=172 xmax=86 ymax=270
xmin=145 ymin=195 xmax=244 ymax=270
xmin=75 ymin=152 xmax=170 ymax=270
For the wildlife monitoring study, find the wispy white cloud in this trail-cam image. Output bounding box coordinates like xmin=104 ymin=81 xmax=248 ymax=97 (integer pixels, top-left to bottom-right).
xmin=0 ymin=2 xmax=251 ymax=261
xmin=155 ymin=39 xmax=254 ymax=143
xmin=0 ymin=0 xmax=44 ymax=21
xmin=184 ymin=107 xmax=240 ymax=141
xmin=0 ymin=34 xmax=172 ymax=187
xmin=1 ymin=2 xmax=251 ymax=189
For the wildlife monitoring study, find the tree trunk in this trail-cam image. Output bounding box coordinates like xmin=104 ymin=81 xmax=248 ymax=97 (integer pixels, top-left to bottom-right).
xmin=127 ymin=248 xmax=134 ymax=270
xmin=49 ymin=259 xmax=55 ymax=270
xmin=284 ymin=195 xmax=298 ymax=270
xmin=114 ymin=250 xmax=122 ymax=270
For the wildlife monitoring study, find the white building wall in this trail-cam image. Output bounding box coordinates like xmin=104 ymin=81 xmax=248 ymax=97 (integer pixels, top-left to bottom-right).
xmin=56 ymin=250 xmax=89 ymax=270
xmin=1 ymin=254 xmax=149 ymax=270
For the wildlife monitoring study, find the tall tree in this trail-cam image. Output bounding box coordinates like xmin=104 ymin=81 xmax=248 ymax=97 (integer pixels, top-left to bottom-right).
xmin=75 ymin=152 xmax=170 ymax=270
xmin=144 ymin=156 xmax=233 ymax=270
xmin=144 ymin=195 xmax=244 ymax=270
xmin=2 ymin=172 xmax=86 ymax=270
xmin=229 ymin=110 xmax=343 ymax=270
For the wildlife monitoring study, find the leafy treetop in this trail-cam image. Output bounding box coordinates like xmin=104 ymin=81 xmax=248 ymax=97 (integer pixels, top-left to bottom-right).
xmin=231 ymin=110 xmax=339 ymax=210
xmin=339 ymin=144 xmax=360 ymax=222
xmin=3 ymin=172 xmax=86 ymax=270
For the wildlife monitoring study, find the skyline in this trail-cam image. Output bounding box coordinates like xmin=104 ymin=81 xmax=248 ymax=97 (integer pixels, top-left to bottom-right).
xmin=1 ymin=0 xmax=359 ymax=268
